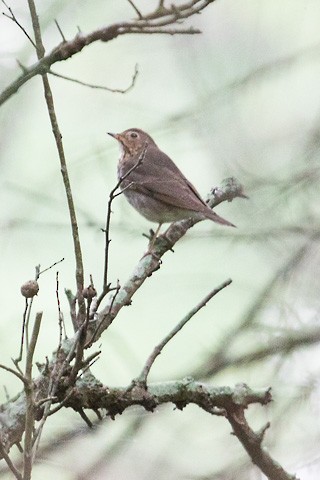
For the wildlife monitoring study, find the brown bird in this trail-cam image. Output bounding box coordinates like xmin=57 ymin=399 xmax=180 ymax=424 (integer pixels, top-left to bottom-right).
xmin=108 ymin=128 xmax=235 ymax=238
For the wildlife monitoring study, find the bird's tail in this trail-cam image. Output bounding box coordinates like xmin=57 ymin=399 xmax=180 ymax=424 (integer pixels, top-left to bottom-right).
xmin=207 ymin=210 xmax=236 ymax=228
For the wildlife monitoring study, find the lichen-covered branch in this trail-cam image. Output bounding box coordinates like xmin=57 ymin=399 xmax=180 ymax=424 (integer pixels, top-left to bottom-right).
xmin=89 ymin=178 xmax=245 ymax=342
xmin=0 ymin=375 xmax=297 ymax=480
xmin=0 ymin=180 xmax=244 ymax=454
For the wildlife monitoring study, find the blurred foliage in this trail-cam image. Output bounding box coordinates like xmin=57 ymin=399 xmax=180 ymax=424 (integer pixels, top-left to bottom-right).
xmin=0 ymin=0 xmax=320 ymax=479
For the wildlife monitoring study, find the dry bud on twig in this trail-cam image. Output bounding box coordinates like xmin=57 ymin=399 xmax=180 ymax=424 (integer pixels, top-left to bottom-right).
xmin=83 ymin=285 xmax=97 ymax=300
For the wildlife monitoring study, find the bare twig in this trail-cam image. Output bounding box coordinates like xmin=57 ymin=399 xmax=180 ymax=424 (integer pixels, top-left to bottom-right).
xmin=49 ymin=63 xmax=138 ymax=94
xmin=68 ymin=280 xmax=97 ymax=384
xmin=14 ymin=298 xmax=28 ymax=364
xmin=15 ymin=203 xmax=63 ymax=368
xmin=56 ymin=271 xmax=66 ymax=349
xmin=1 ymin=0 xmax=36 ymax=48
xmin=0 ymin=0 xmax=216 ymax=107
xmin=27 ymin=0 xmax=85 ymax=329
xmin=81 ymin=351 xmax=101 ymax=368
xmin=3 ymin=386 xmax=9 ymax=401
xmin=68 ymin=329 xmax=86 ymax=387
xmin=88 ymin=280 xmax=120 ymax=346
xmin=47 ymin=387 xmax=75 ymax=416
xmin=38 ymin=257 xmax=64 ymax=276
xmin=32 ymin=333 xmax=81 ymax=453
xmin=23 ymin=311 xmax=42 ymax=480
xmin=65 ymin=288 xmax=77 ymax=328
xmin=100 ymin=141 xmax=148 ymax=302
xmin=226 ymin=404 xmax=297 ymax=480
xmin=77 ymin=408 xmax=93 ymax=428
xmin=35 ymin=396 xmax=58 ymax=408
xmin=76 ymin=355 xmax=100 ymax=379
xmin=126 ymin=0 xmax=143 ymax=19
xmin=24 ymin=297 xmax=34 ymax=352
xmin=90 ymin=179 xmax=244 ymax=341
xmin=0 ymin=441 xmax=22 ymax=480
xmin=0 ymin=180 xmax=243 ymax=460
xmin=0 ymin=363 xmax=27 ymax=385
xmin=134 ymin=279 xmax=232 ymax=386
xmin=54 ymin=19 xmax=66 ymax=42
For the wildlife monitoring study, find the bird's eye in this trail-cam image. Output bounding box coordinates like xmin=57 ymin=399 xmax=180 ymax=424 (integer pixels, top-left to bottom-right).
xmin=130 ymin=132 xmax=138 ymax=138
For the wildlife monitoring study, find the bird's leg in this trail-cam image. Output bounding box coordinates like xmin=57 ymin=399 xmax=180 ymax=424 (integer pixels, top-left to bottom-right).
xmin=142 ymin=223 xmax=163 ymax=259
xmin=148 ymin=223 xmax=162 ymax=250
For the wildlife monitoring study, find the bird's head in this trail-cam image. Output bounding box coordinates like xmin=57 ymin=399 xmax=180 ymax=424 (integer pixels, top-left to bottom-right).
xmin=108 ymin=128 xmax=156 ymax=156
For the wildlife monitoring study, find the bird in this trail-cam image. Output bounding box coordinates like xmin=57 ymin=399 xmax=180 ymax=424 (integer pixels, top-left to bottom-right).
xmin=108 ymin=128 xmax=235 ymax=241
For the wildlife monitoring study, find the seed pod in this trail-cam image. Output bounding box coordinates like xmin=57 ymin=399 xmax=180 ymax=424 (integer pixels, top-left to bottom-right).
xmin=83 ymin=285 xmax=97 ymax=300
xmin=20 ymin=280 xmax=39 ymax=298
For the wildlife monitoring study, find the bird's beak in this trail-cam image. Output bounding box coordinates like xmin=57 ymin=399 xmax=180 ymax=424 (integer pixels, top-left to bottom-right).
xmin=108 ymin=132 xmax=128 ymax=152
xmin=107 ymin=132 xmax=118 ymax=139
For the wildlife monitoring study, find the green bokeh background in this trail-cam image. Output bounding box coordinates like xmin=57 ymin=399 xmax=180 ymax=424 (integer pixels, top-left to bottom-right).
xmin=1 ymin=1 xmax=320 ymax=479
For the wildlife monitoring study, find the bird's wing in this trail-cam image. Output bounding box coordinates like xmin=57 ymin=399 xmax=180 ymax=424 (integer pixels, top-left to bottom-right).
xmin=123 ymin=147 xmax=208 ymax=212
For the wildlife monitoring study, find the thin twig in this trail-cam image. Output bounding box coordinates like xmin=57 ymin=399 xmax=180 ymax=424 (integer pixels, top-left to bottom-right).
xmin=68 ymin=327 xmax=86 ymax=386
xmin=0 ymin=441 xmax=22 ymax=480
xmin=100 ymin=142 xmax=148 ymax=298
xmin=65 ymin=288 xmax=77 ymax=329
xmin=23 ymin=311 xmax=42 ymax=480
xmin=76 ymin=355 xmax=100 ymax=379
xmin=48 ymin=387 xmax=75 ymax=416
xmin=25 ymin=296 xmax=34 ymax=351
xmin=0 ymin=0 xmax=213 ymax=107
xmin=226 ymin=405 xmax=297 ymax=480
xmin=49 ymin=63 xmax=139 ymax=94
xmin=77 ymin=408 xmax=93 ymax=428
xmin=14 ymin=298 xmax=28 ymax=364
xmin=0 ymin=363 xmax=27 ymax=385
xmin=32 ymin=332 xmax=81 ymax=453
xmin=27 ymin=0 xmax=85 ymax=329
xmin=56 ymin=271 xmax=66 ymax=348
xmin=80 ymin=350 xmax=101 ymax=369
xmin=38 ymin=257 xmax=64 ymax=276
xmin=1 ymin=0 xmax=36 ymax=48
xmin=88 ymin=281 xmax=120 ymax=346
xmin=3 ymin=385 xmax=9 ymax=401
xmin=68 ymin=285 xmax=95 ymax=385
xmin=54 ymin=19 xmax=66 ymax=42
xmin=134 ymin=278 xmax=232 ymax=386
xmin=35 ymin=396 xmax=58 ymax=408
xmin=126 ymin=0 xmax=143 ymax=19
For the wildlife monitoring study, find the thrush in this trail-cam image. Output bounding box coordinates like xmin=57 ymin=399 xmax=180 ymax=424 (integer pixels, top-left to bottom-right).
xmin=108 ymin=128 xmax=235 ymax=238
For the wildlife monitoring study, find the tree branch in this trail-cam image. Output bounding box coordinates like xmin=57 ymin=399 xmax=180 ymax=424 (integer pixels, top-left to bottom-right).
xmin=100 ymin=141 xmax=148 ymax=301
xmin=88 ymin=178 xmax=246 ymax=342
xmin=0 ymin=0 xmax=218 ymax=107
xmin=48 ymin=63 xmax=139 ymax=94
xmin=23 ymin=312 xmax=42 ymax=480
xmin=134 ymin=279 xmax=232 ymax=386
xmin=226 ymin=402 xmax=297 ymax=480
xmin=27 ymin=0 xmax=85 ymax=327
xmin=1 ymin=0 xmax=36 ymax=48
